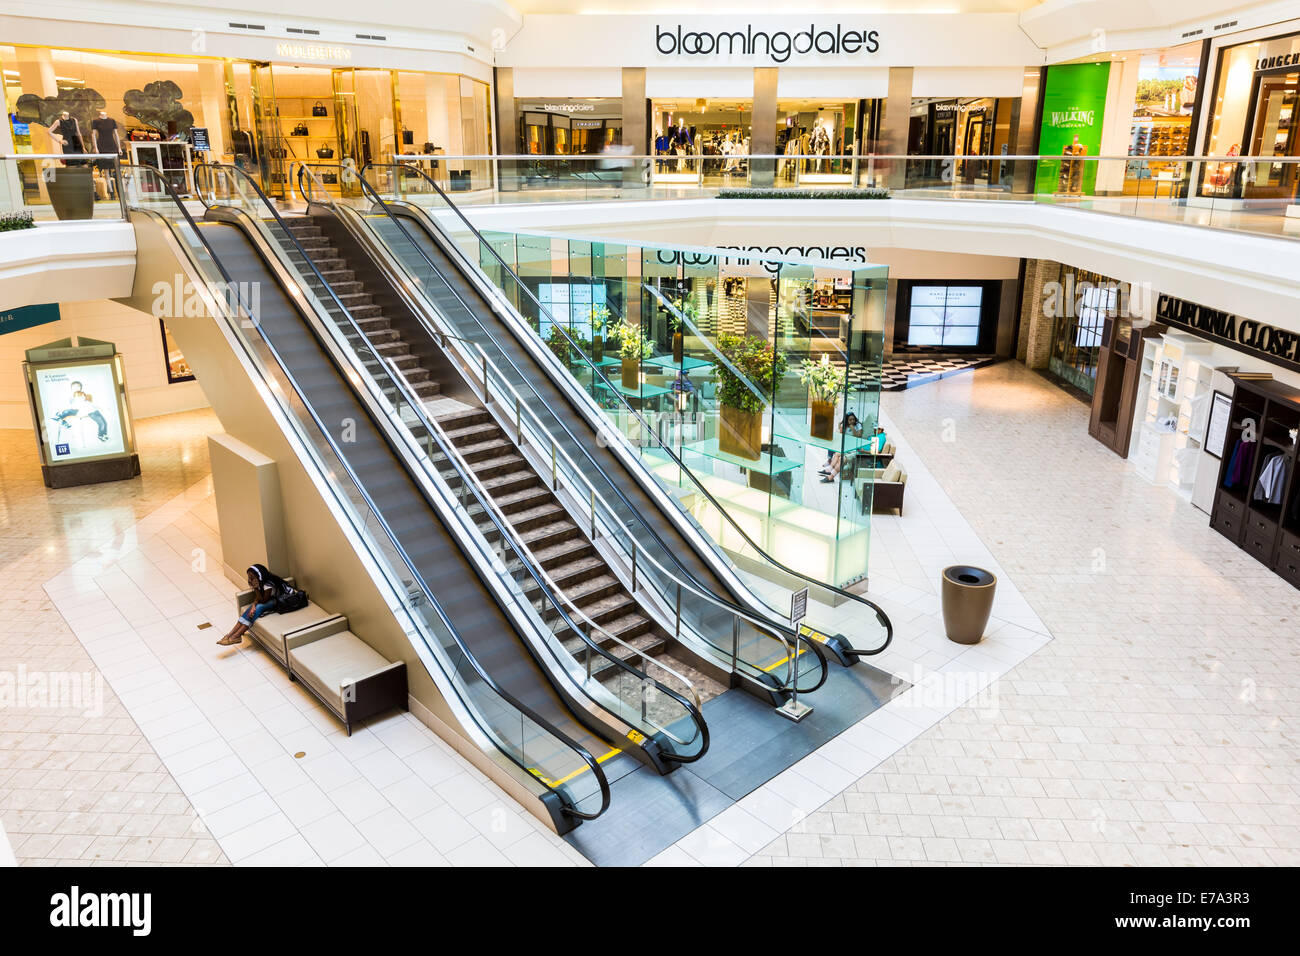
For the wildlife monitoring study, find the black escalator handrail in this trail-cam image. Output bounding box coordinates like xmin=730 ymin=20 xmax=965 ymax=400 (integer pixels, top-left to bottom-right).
xmin=396 ymin=162 xmax=889 ymax=661
xmin=198 ymin=161 xmax=709 ymax=754
xmin=349 ymin=161 xmax=830 ymax=688
xmin=136 ymin=165 xmax=611 ymax=819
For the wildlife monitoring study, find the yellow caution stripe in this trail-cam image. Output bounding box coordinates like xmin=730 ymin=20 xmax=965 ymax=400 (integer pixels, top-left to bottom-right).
xmin=527 ymin=745 xmax=622 ymax=788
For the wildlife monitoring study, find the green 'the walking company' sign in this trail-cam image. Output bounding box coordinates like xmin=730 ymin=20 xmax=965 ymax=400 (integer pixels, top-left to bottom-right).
xmin=1036 ymin=62 xmax=1111 ymax=196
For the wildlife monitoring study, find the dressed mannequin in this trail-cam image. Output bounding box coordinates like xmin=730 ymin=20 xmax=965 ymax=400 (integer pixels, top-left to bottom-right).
xmin=90 ymin=110 xmax=121 ymax=196
xmin=48 ymin=111 xmax=86 ymax=163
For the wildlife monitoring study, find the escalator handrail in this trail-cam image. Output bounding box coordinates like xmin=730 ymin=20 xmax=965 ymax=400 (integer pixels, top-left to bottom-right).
xmin=131 ymin=164 xmax=611 ymax=819
xmin=301 ymin=161 xmax=827 ymax=693
xmin=194 ymin=161 xmax=710 ymax=752
xmin=379 ymin=161 xmax=889 ymax=659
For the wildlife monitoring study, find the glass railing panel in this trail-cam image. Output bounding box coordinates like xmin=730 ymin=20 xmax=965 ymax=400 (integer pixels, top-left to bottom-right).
xmin=0 ymin=153 xmax=129 ymax=223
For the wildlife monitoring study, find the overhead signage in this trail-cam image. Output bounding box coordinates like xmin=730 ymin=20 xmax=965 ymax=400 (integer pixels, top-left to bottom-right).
xmin=274 ymin=42 xmax=352 ymax=62
xmin=1035 ymin=62 xmax=1110 ymax=196
xmin=1256 ymin=51 xmax=1300 ymax=71
xmin=1156 ymin=294 xmax=1300 ymax=373
xmin=655 ymin=23 xmax=880 ymax=63
xmin=0 ymin=303 xmax=60 ymax=337
xmin=654 ymin=244 xmax=869 ymax=276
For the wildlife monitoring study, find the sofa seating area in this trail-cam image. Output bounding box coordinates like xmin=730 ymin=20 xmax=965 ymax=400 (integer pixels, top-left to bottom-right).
xmin=234 ymin=583 xmax=407 ymax=734
xmin=856 ymin=460 xmax=908 ymax=515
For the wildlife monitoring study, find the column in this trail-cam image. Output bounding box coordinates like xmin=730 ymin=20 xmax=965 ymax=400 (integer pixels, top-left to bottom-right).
xmin=1018 ymin=258 xmax=1061 ymax=369
xmin=750 ymin=67 xmax=778 ymax=188
xmin=493 ymin=67 xmax=516 ymax=191
xmin=1011 ymin=67 xmax=1043 ymax=195
xmin=877 ymin=67 xmax=913 ymax=190
xmin=1096 ymin=55 xmax=1140 ymax=195
xmin=621 ymin=67 xmax=646 ymax=188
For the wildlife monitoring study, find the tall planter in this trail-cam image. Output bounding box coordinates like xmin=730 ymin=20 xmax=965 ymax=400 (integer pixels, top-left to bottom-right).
xmin=719 ymin=405 xmax=762 ymax=460
xmin=810 ymin=400 xmax=835 ymax=441
xmin=672 ymin=332 xmax=684 ymax=364
xmin=621 ymin=356 xmax=639 ymax=390
xmin=592 ymin=336 xmax=604 ymax=363
xmin=46 ymin=166 xmax=94 ymax=221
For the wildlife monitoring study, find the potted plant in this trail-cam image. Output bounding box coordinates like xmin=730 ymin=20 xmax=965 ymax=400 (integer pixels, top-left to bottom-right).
xmin=590 ymin=304 xmax=609 ymax=363
xmin=546 ymin=324 xmax=571 ymax=365
xmin=669 ymin=297 xmax=696 ymax=364
xmin=799 ymin=354 xmax=847 ymax=441
xmin=713 ymin=332 xmax=788 ymax=460
xmin=611 ymin=320 xmax=651 ymax=390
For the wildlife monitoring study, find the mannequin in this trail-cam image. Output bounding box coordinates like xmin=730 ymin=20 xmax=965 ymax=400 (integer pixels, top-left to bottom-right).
xmin=48 ymin=111 xmax=86 ymax=163
xmin=90 ymin=110 xmax=121 ymax=196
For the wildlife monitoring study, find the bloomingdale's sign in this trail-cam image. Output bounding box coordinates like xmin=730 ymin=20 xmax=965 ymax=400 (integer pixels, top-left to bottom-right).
xmin=1156 ymin=294 xmax=1300 ymax=373
xmin=655 ymin=23 xmax=881 ymax=63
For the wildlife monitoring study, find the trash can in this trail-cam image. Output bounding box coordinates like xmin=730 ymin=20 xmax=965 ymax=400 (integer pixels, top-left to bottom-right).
xmin=941 ymin=565 xmax=996 ymax=645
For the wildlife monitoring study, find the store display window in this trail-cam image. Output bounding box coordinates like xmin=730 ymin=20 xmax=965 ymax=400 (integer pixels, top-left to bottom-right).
xmin=893 ymin=281 xmax=996 ymax=352
xmin=1047 ymin=268 xmax=1129 ymax=396
xmin=651 ymin=99 xmax=751 ymax=184
xmin=160 ymin=321 xmax=194 ymax=384
xmin=906 ymin=97 xmax=1018 ymax=189
xmin=1203 ymin=30 xmax=1300 ymax=201
xmin=1124 ymin=44 xmax=1200 ymax=196
xmin=516 ymin=98 xmax=621 ymax=155
xmin=774 ymin=99 xmax=867 ymax=186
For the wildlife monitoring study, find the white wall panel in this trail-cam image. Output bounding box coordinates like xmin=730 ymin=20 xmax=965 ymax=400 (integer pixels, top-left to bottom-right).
xmin=512 ymin=68 xmax=623 ymax=98
xmin=646 ymin=68 xmax=754 ymax=98
xmin=776 ymin=67 xmax=889 ymax=98
xmin=911 ymin=67 xmax=1031 ymax=98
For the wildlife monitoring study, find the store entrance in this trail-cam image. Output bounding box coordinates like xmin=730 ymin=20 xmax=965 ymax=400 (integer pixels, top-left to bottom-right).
xmin=1246 ymin=70 xmax=1300 ymax=201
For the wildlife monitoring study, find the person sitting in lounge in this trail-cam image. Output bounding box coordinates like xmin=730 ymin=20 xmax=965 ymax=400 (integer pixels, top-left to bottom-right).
xmin=217 ymin=564 xmax=303 ymax=646
xmin=819 ymin=412 xmax=865 ymax=483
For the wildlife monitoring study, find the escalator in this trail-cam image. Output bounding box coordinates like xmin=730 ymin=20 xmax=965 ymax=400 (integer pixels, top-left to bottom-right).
xmin=267 ymin=162 xmax=828 ymax=708
xmin=309 ymin=161 xmax=892 ymax=667
xmin=123 ymin=165 xmax=717 ymax=834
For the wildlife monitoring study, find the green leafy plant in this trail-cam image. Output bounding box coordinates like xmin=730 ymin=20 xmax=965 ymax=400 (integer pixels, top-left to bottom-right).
xmin=589 ymin=303 xmax=609 ymax=335
xmin=799 ymin=354 xmax=847 ymax=403
xmin=546 ymin=324 xmax=572 ymax=362
xmin=611 ymin=320 xmax=652 ymax=361
xmin=0 ymin=211 xmax=36 ymax=232
xmin=668 ymin=296 xmax=698 ymax=331
xmin=717 ymin=187 xmax=891 ymax=200
xmin=713 ymin=332 xmax=788 ymax=413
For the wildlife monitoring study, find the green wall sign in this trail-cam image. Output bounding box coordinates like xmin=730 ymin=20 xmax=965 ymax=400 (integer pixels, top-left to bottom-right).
xmin=0 ymin=303 xmax=61 ymax=336
xmin=1036 ymin=62 xmax=1111 ymax=196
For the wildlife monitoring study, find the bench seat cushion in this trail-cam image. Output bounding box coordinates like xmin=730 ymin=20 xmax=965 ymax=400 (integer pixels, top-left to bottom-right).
xmin=289 ymin=632 xmax=397 ymax=713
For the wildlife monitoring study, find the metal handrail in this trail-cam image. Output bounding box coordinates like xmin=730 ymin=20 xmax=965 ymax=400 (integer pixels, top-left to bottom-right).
xmin=127 ymin=163 xmax=611 ymax=820
xmin=305 ymin=160 xmax=826 ymax=694
xmin=377 ymin=159 xmax=888 ymax=661
xmin=198 ymin=160 xmax=710 ymax=751
xmin=394 ymin=151 xmax=1300 ymax=164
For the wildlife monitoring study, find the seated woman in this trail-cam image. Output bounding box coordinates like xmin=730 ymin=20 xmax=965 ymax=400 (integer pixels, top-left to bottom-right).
xmin=819 ymin=413 xmax=872 ymax=484
xmin=216 ymin=564 xmax=303 ymax=646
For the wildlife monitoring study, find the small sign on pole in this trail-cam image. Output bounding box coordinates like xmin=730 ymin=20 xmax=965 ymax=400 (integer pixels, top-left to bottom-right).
xmin=790 ymin=587 xmax=808 ymax=626
xmin=779 ymin=587 xmax=813 ymax=723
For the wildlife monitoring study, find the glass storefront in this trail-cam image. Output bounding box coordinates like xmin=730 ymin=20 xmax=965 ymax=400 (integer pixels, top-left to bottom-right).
xmin=774 ymin=98 xmax=869 ymax=186
xmin=1047 ymin=267 xmax=1130 ymax=396
xmin=1 ymin=44 xmax=491 ymax=202
xmin=1203 ymin=30 xmax=1300 ymax=201
xmin=651 ymin=98 xmax=752 ymax=183
xmin=906 ymin=96 xmax=1018 ymax=189
xmin=1124 ymin=44 xmax=1200 ymax=195
xmin=517 ymin=98 xmax=621 ymax=155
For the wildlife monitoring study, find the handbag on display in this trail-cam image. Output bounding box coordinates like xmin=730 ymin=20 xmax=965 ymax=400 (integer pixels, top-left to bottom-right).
xmin=270 ymin=145 xmax=288 ymax=159
xmin=291 ymin=122 xmax=309 ymax=136
xmin=311 ymin=101 xmax=328 ymax=117
xmin=316 ymin=145 xmax=334 ymax=159
xmin=320 ymin=172 xmax=338 ymax=185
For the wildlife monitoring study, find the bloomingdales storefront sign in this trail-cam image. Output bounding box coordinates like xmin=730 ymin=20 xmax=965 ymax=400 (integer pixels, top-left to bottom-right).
xmin=1156 ymin=294 xmax=1300 ymax=373
xmin=655 ymin=23 xmax=881 ymax=62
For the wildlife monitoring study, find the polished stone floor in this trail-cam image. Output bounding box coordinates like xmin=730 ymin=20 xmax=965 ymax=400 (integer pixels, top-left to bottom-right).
xmin=745 ymin=362 xmax=1300 ymax=866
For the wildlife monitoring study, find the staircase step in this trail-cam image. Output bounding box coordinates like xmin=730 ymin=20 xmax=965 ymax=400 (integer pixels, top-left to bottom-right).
xmin=457 ymin=437 xmax=514 ymax=465
xmin=494 ymin=485 xmax=555 ymax=515
xmin=471 ymin=453 xmax=527 ymax=480
xmin=520 ymin=519 xmax=580 ymax=549
xmin=532 ymin=537 xmax=595 ymax=570
xmin=506 ymin=501 xmax=566 ymax=533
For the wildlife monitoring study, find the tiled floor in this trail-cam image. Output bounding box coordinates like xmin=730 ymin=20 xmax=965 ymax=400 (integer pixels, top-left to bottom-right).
xmin=744 ymin=362 xmax=1300 ymax=866
xmin=7 ymin=360 xmax=1297 ymax=866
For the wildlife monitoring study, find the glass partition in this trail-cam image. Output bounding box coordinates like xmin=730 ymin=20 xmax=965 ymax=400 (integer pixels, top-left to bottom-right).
xmin=480 ymin=229 xmax=887 ymax=588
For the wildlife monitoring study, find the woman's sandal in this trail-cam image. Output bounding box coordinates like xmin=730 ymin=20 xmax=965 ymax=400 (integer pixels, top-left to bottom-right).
xmin=216 ymin=634 xmax=243 ymax=646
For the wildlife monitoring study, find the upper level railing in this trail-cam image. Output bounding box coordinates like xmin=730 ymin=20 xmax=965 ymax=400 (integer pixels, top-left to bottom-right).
xmin=377 ymin=152 xmax=1300 ymax=242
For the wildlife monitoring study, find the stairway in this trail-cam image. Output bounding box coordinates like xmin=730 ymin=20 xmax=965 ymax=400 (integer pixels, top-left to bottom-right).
xmin=277 ymin=216 xmax=442 ymax=402
xmin=278 ymin=215 xmax=719 ymax=705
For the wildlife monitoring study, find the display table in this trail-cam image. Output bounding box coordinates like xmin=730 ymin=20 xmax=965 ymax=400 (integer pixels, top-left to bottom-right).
xmin=682 ymin=437 xmax=803 ymax=475
xmin=643 ymin=354 xmax=713 ymax=374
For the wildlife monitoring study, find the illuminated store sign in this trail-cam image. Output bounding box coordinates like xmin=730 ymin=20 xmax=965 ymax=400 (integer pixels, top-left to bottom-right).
xmin=1156 ymin=294 xmax=1300 ymax=373
xmin=655 ymin=24 xmax=880 ymax=63
xmin=275 ymin=42 xmax=352 ymax=62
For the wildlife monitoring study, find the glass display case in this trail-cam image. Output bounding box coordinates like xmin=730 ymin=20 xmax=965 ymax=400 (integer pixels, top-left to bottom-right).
xmin=477 ymin=229 xmax=888 ymax=588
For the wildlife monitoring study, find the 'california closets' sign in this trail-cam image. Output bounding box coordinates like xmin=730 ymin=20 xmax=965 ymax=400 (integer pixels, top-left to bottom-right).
xmin=1156 ymin=294 xmax=1300 ymax=373
xmin=655 ymin=24 xmax=880 ymax=63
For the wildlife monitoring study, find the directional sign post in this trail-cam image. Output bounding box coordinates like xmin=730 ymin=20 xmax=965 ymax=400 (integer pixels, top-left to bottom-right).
xmin=778 ymin=587 xmax=813 ymax=723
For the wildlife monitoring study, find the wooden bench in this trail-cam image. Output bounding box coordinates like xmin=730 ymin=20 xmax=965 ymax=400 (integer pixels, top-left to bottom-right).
xmin=234 ymin=583 xmax=407 ymax=734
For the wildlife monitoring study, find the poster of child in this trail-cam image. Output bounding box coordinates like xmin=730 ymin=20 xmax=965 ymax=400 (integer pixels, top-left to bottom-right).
xmin=36 ymin=364 xmax=126 ymax=460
